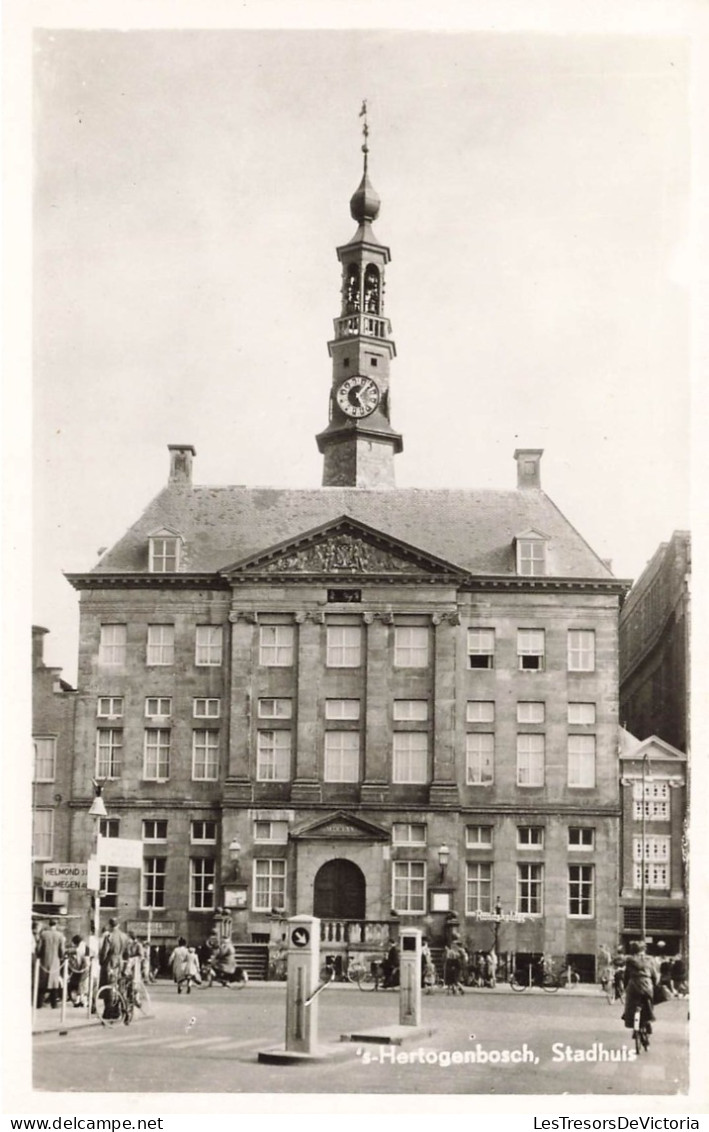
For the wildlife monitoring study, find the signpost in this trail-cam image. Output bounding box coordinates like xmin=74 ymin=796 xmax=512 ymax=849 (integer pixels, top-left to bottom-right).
xmin=42 ymin=863 xmax=88 ymax=890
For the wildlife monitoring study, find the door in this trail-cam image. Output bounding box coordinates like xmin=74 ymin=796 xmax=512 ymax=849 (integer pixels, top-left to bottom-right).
xmin=313 ymin=858 xmax=366 ymax=920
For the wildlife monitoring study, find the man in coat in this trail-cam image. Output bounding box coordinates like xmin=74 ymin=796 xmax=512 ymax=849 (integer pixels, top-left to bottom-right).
xmin=36 ymin=919 xmax=66 ymax=1009
xmin=98 ymin=917 xmax=128 ymax=988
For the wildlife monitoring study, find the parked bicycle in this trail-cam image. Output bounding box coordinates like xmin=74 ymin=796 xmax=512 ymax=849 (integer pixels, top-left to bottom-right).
xmin=510 ymin=960 xmax=580 ymax=993
xmin=96 ymin=965 xmax=151 ymax=1026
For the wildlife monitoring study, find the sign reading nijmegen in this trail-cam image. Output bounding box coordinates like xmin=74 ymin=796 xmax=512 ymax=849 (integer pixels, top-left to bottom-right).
xmin=42 ymin=863 xmax=88 ymax=890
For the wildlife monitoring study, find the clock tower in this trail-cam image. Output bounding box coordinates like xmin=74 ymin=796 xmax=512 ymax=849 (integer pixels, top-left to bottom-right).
xmin=316 ymin=107 xmax=403 ymax=488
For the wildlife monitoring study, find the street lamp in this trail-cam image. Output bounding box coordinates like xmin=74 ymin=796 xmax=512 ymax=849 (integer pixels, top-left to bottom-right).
xmin=438 ymin=844 xmax=450 ymax=882
xmin=228 ymin=838 xmax=242 ymax=878
xmin=493 ymin=896 xmax=503 ymax=954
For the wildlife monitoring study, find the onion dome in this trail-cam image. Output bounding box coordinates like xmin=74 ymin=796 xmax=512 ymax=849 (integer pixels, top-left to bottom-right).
xmin=350 ymin=171 xmax=381 ymax=224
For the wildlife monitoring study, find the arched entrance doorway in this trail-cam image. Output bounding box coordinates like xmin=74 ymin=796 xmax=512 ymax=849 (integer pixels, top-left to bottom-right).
xmin=313 ymin=858 xmax=366 ymax=920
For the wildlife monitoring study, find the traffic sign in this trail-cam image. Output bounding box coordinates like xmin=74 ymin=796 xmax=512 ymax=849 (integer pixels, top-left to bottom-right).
xmin=291 ymin=927 xmax=310 ymax=948
xmin=42 ymin=863 xmax=88 ymax=890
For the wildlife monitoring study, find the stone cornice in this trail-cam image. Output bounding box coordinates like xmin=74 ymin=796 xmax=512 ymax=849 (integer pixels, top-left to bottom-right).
xmin=65 ymin=572 xmax=231 ymax=592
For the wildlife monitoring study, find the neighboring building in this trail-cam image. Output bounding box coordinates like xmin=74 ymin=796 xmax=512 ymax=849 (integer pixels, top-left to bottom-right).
xmin=32 ymin=626 xmax=77 ymax=917
xmin=618 ymin=728 xmax=687 ymax=958
xmin=619 ymin=531 xmax=691 ymax=754
xmin=64 ymin=143 xmax=630 ymax=978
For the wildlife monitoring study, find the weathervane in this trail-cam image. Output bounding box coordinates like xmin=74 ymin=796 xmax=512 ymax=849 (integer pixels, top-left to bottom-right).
xmin=359 ymin=99 xmax=369 ymax=173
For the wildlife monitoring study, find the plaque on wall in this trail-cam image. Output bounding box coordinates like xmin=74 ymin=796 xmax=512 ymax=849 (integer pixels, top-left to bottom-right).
xmin=224 ymin=886 xmax=248 ymax=909
xmin=430 ymin=891 xmax=451 ymax=913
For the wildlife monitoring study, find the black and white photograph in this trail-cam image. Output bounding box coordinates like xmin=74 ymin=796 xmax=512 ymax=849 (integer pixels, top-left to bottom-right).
xmin=6 ymin=0 xmax=707 ymax=1117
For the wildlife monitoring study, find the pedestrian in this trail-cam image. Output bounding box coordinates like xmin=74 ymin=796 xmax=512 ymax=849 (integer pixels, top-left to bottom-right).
xmin=98 ymin=917 xmax=128 ymax=988
xmin=622 ymin=940 xmax=658 ymax=1035
xmin=444 ymin=939 xmax=465 ymax=995
xmin=35 ymin=919 xmax=66 ymax=1009
xmin=169 ymin=937 xmax=192 ymax=994
xmin=188 ymin=947 xmax=202 ymax=986
xmin=671 ymin=955 xmax=688 ymax=997
xmin=421 ymin=939 xmax=435 ymax=992
xmin=67 ymin=934 xmax=90 ymax=1007
xmin=485 ymin=949 xmax=498 ymax=988
xmin=382 ymin=940 xmax=400 ymax=989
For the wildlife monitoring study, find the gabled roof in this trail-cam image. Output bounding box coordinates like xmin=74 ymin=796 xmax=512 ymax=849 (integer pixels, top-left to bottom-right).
xmin=618 ymin=727 xmax=687 ymax=763
xmin=290 ymin=810 xmax=390 ymax=841
xmin=85 ymin=482 xmax=618 ymax=580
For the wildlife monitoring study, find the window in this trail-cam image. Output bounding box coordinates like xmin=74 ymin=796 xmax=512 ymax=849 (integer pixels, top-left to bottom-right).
xmin=191 ymin=820 xmax=217 ymax=843
xmin=33 ymin=738 xmax=56 ymax=782
xmin=194 ymin=698 xmax=221 ymax=719
xmin=392 ymin=822 xmax=427 ymax=845
xmin=568 ymin=865 xmax=594 ymax=917
xmin=143 ymin=729 xmax=170 ymax=780
xmin=324 ymin=731 xmax=360 ymax=782
xmin=517 ymin=538 xmax=546 ymax=576
xmin=99 ymin=624 xmax=126 ymax=666
xmin=392 ymin=732 xmax=428 ymax=784
xmin=634 ymin=862 xmax=670 ymax=888
xmin=326 ymin=625 xmax=361 ymax=667
xmin=394 ymin=700 xmax=428 ymax=722
xmin=190 ymin=859 xmax=216 ymax=910
xmin=392 ymin=861 xmax=426 ymax=913
xmin=142 ymin=858 xmax=166 ymax=909
xmin=259 ymin=698 xmax=293 ymax=720
xmin=256 ymin=731 xmax=291 ymax=781
xmin=517 ymin=826 xmax=544 ymax=849
xmin=254 ymin=820 xmax=289 ymax=842
xmin=466 ymin=862 xmax=493 ymax=914
xmin=467 ymin=628 xmax=495 ymax=669
xmin=32 ymin=809 xmax=54 ymax=859
xmin=568 ymin=735 xmax=596 ymax=787
xmin=259 ymin=625 xmax=294 ymax=667
xmin=149 ymin=536 xmax=180 ymax=573
xmin=466 ymin=825 xmax=493 ymax=849
xmin=633 ymin=780 xmax=670 ymax=821
xmin=568 ymin=630 xmax=595 ymax=672
xmin=568 ymin=702 xmax=596 ymax=725
xmin=195 ymin=625 xmax=223 ymax=666
xmin=517 ymin=863 xmax=543 ymax=915
xmin=96 ymin=729 xmax=122 ymax=779
xmin=568 ymin=827 xmax=595 ymax=850
xmin=142 ymin=819 xmax=168 ymax=842
xmin=99 ymin=866 xmax=118 ymax=908
xmin=517 ymin=629 xmax=545 ymax=671
xmin=517 ymin=702 xmax=545 ymax=724
xmin=147 ymin=624 xmax=174 ymax=666
xmin=145 ymin=697 xmax=172 ymax=719
xmin=466 ymin=701 xmax=495 ymax=723
xmin=466 ymin=733 xmax=494 ymax=785
xmin=192 ymin=730 xmax=219 ymax=781
xmin=99 ymin=818 xmax=120 ymax=838
xmin=253 ymin=859 xmax=286 ymax=912
xmin=325 ymin=699 xmax=360 ymax=720
xmin=394 ymin=626 xmax=429 ymax=668
xmin=97 ymin=696 xmax=124 ymax=719
xmin=633 ymin=836 xmax=670 ymax=866
xmin=516 ymin=734 xmax=545 ymax=787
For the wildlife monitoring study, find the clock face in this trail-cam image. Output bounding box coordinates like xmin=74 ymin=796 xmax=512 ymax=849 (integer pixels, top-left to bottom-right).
xmin=336 ymin=375 xmax=380 ymax=418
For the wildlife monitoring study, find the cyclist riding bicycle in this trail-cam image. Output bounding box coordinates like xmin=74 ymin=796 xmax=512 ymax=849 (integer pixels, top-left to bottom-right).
xmin=621 ymin=940 xmax=658 ymax=1035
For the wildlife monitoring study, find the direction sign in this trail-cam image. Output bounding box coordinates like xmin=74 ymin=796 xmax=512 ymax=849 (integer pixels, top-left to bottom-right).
xmin=291 ymin=927 xmax=310 ymax=948
xmin=42 ymin=863 xmax=88 ymax=890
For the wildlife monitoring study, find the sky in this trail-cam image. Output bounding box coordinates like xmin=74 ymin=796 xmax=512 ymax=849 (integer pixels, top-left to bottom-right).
xmin=31 ymin=27 xmax=691 ymax=684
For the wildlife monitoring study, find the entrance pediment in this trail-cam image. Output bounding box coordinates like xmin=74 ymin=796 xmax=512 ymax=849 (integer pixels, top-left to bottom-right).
xmin=291 ymin=809 xmax=390 ymax=842
xmin=220 ymin=516 xmax=466 ymax=581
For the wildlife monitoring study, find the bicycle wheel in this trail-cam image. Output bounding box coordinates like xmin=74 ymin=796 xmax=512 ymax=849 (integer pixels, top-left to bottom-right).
xmin=509 ymin=972 xmax=527 ymax=992
xmin=96 ymin=984 xmax=126 ymax=1027
xmin=347 ymin=962 xmax=366 ymax=984
xmin=357 ymin=968 xmax=378 ymax=991
xmin=541 ymin=974 xmax=560 ymax=993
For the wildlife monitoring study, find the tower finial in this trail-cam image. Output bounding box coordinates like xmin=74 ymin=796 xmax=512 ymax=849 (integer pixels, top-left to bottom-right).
xmin=359 ymin=99 xmax=369 ymax=173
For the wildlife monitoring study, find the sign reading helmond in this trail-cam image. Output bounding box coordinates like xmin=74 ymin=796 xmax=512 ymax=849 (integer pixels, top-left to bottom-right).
xmin=42 ymin=863 xmax=88 ymax=890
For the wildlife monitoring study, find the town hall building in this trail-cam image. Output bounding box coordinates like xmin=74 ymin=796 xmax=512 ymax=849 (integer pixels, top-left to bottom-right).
xmin=64 ymin=131 xmax=630 ymax=979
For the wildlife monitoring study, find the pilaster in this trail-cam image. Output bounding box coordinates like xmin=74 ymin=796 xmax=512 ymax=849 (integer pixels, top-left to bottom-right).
xmin=226 ymin=610 xmax=257 ymax=802
xmin=362 ymin=612 xmax=391 ymax=802
xmin=430 ymin=612 xmax=460 ymax=807
xmin=292 ymin=613 xmax=322 ymax=803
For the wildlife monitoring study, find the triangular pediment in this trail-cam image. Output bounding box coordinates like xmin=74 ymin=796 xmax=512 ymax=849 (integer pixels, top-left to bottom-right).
xmin=291 ymin=809 xmax=390 ymax=842
xmin=220 ymin=516 xmax=467 ymax=580
xmin=619 ymin=732 xmax=686 ymax=763
xmin=514 ymin=528 xmax=549 ymax=541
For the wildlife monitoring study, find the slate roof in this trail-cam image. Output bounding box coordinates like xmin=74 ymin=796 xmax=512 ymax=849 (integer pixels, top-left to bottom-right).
xmin=89 ymin=483 xmax=615 ymax=579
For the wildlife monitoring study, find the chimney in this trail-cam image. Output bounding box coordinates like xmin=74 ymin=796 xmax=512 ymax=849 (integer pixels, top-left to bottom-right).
xmin=32 ymin=625 xmax=49 ymax=669
xmin=514 ymin=448 xmax=543 ymax=490
xmin=168 ymin=444 xmax=196 ymax=486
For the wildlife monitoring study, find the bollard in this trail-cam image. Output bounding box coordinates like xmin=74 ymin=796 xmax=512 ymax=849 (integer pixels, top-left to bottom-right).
xmin=60 ymin=956 xmax=68 ymax=1023
xmin=399 ymin=928 xmax=422 ymax=1027
xmin=284 ymin=915 xmax=320 ymax=1055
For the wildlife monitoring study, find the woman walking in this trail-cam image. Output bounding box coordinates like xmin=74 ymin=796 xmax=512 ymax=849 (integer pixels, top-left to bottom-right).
xmin=169 ymin=937 xmax=192 ymax=994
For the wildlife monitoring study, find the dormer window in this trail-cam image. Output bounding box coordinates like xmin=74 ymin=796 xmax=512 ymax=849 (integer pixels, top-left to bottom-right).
xmin=149 ymin=531 xmax=182 ymax=573
xmin=515 ymin=531 xmax=548 ymax=576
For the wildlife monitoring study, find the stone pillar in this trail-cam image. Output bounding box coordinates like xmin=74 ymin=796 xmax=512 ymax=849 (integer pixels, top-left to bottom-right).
xmin=226 ymin=611 xmax=256 ymax=802
xmin=361 ymin=613 xmax=391 ymax=804
xmin=292 ymin=614 xmax=322 ymax=803
xmin=429 ymin=612 xmax=460 ymax=807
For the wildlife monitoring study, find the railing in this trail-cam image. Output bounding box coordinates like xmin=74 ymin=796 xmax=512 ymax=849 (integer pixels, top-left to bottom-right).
xmin=320 ymin=919 xmax=396 ymax=947
xmin=334 ymin=314 xmax=390 ymax=340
